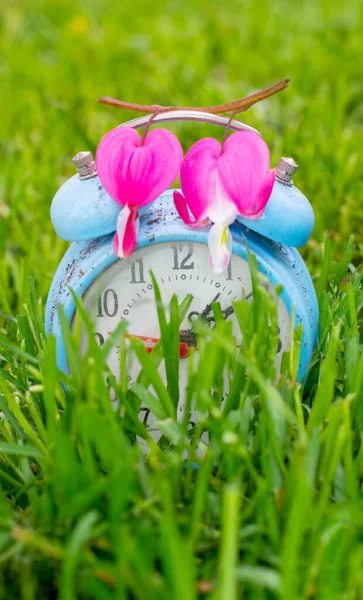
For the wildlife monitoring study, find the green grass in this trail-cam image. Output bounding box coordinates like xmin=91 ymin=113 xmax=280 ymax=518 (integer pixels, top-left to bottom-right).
xmin=1 ymin=0 xmax=363 ymax=598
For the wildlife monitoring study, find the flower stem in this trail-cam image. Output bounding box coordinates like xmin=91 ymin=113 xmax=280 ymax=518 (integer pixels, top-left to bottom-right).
xmin=221 ymin=109 xmax=240 ymax=153
xmin=140 ymin=110 xmax=162 ymax=144
xmin=98 ymin=79 xmax=290 ymax=116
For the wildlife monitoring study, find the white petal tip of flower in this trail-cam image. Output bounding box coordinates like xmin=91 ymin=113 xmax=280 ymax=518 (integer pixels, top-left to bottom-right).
xmin=208 ymin=256 xmax=230 ymax=275
xmin=208 ymin=223 xmax=233 ymax=275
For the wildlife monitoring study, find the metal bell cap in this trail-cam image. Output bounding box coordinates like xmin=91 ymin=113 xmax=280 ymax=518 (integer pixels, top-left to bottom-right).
xmin=73 ymin=151 xmax=97 ymax=179
xmin=276 ymin=157 xmax=298 ymax=186
xmin=51 ymin=151 xmax=120 ymax=242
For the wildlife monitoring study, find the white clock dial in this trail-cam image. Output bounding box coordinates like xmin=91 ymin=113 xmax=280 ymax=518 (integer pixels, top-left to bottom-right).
xmin=80 ymin=241 xmax=291 ymax=442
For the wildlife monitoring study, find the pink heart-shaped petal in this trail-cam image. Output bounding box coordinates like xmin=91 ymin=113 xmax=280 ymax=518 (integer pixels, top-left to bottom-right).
xmin=177 ymin=131 xmax=274 ymax=224
xmin=179 ymin=137 xmax=222 ymax=221
xmin=219 ymin=131 xmax=275 ymax=218
xmin=175 ymin=130 xmax=275 ymax=274
xmin=96 ymin=126 xmax=183 ymax=208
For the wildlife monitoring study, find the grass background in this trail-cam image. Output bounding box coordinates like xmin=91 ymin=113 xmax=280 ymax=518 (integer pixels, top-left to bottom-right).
xmin=0 ymin=0 xmax=363 ymax=598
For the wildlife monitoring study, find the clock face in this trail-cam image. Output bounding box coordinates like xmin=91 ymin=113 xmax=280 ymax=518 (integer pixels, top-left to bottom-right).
xmin=80 ymin=241 xmax=291 ymax=442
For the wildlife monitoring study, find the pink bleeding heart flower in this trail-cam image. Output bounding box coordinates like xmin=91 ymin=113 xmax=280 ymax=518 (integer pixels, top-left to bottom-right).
xmin=173 ymin=130 xmax=275 ymax=274
xmin=96 ymin=126 xmax=183 ymax=258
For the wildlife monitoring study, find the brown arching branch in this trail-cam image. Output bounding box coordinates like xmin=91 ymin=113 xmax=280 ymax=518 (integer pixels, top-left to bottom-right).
xmin=98 ymin=78 xmax=290 ymax=117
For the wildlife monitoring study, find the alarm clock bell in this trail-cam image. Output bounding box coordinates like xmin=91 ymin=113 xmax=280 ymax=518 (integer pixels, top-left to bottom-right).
xmin=46 ymin=111 xmax=318 ymax=407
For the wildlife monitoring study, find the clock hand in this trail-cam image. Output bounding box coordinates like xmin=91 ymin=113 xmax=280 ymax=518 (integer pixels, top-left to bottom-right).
xmin=188 ymin=293 xmax=221 ymax=324
xmin=183 ymin=292 xmax=253 ymax=349
xmin=222 ymin=305 xmax=234 ymax=320
xmin=201 ymin=292 xmax=221 ymax=319
xmin=188 ymin=292 xmax=238 ymax=330
xmin=190 ymin=290 xmax=250 ymax=324
xmin=124 ymin=333 xmax=192 ymax=358
xmin=181 ymin=300 xmax=233 ymax=353
xmin=220 ymin=291 xmax=253 ymax=319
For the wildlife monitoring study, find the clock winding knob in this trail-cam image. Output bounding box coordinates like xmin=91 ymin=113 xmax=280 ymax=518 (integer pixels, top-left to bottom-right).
xmin=73 ymin=151 xmax=97 ymax=180
xmin=276 ymin=157 xmax=298 ymax=187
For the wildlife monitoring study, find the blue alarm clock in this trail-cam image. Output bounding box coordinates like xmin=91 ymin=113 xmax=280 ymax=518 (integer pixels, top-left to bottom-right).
xmin=46 ymin=111 xmax=318 ymax=426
